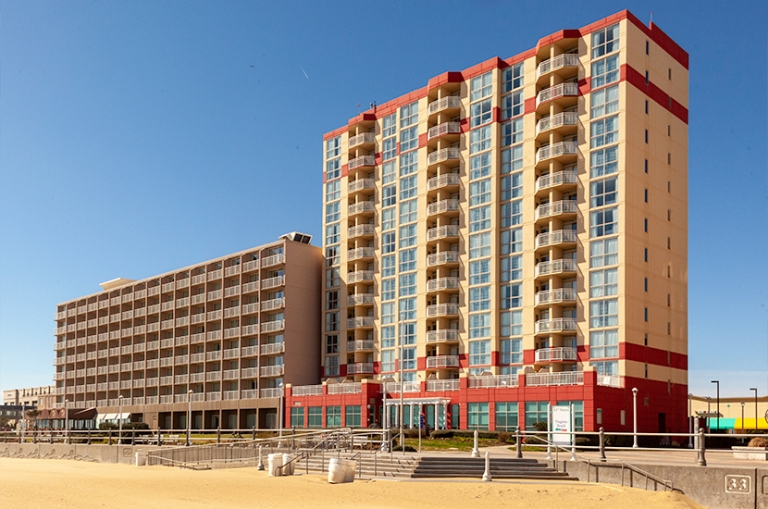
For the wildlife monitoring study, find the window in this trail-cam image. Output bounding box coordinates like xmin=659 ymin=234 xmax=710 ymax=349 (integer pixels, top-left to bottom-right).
xmin=556 ymin=401 xmax=584 ymax=431
xmin=469 ymin=232 xmax=491 ymax=259
xmin=382 ymin=232 xmax=395 ymax=254
xmin=399 ymin=150 xmax=418 ymax=176
xmin=325 ymin=245 xmax=339 ymax=267
xmin=468 ymin=402 xmax=489 ymax=430
xmin=501 ymin=91 xmax=524 ymax=120
xmin=590 ymin=268 xmax=618 ymax=297
xmin=594 ymin=360 xmax=618 ymax=375
xmin=469 ymin=179 xmax=491 ymax=206
xmin=591 ymin=54 xmax=619 ymax=89
xmin=501 ymin=117 xmax=524 ymax=146
xmin=325 ymin=202 xmax=339 ymax=223
xmin=324 ymin=223 xmax=340 ymax=245
xmin=644 ymin=248 xmax=648 ymax=262
xmin=382 ymin=160 xmax=396 ymax=184
xmin=401 ymin=346 xmax=416 ymax=370
xmin=469 ymin=286 xmax=490 ymax=311
xmin=325 ymin=291 xmax=339 ymax=310
xmin=495 ymin=403 xmax=519 ymax=431
xmin=381 ymin=327 xmax=395 ymax=348
xmin=500 ymin=255 xmax=522 ymax=282
xmin=399 ymin=273 xmax=416 ymax=296
xmin=525 ymin=401 xmax=549 ymax=430
xmin=399 ymin=198 xmax=418 ymax=222
xmin=469 ymin=314 xmax=491 ymax=339
xmin=645 ymin=129 xmax=648 ymax=143
xmin=645 ymin=100 xmax=648 ymax=114
xmin=590 ymin=115 xmax=619 ymax=148
xmin=503 ymin=62 xmax=524 ymax=91
xmin=399 ymin=298 xmax=417 ymax=321
xmin=590 ymin=177 xmax=618 ymax=207
xmin=500 ymin=200 xmax=522 ymax=227
xmin=645 ymin=159 xmax=648 ymax=173
xmin=325 ymin=267 xmax=340 ymax=288
xmin=325 ymin=157 xmax=340 ymax=180
xmin=400 ymin=126 xmax=418 ymax=152
xmin=325 ymin=180 xmax=340 ymax=202
xmin=382 ymin=137 xmax=397 ymax=161
xmin=592 ymin=23 xmax=620 ymax=58
xmin=644 ymin=307 xmax=648 ymax=321
xmin=469 ymin=152 xmax=492 ymax=180
xmin=590 ymin=84 xmax=619 ymax=118
xmin=381 ymin=278 xmax=395 ymax=300
xmin=400 ymin=102 xmax=418 ymax=127
xmin=345 ymin=405 xmax=361 ymax=428
xmin=381 ymin=302 xmax=394 ymax=324
xmin=500 ymin=310 xmax=523 ymax=337
xmin=326 ymin=406 xmax=341 ymax=428
xmin=590 ymin=146 xmax=618 ymax=177
xmin=469 ymin=259 xmax=490 ymax=285
xmin=470 ymin=71 xmax=493 ymax=101
xmin=325 ymin=136 xmax=341 ymax=159
xmin=290 ymin=407 xmax=304 ymax=427
xmin=644 ymin=278 xmax=648 ymax=292
xmin=399 ymin=248 xmax=417 ymax=272
xmin=469 ymin=340 xmax=491 ymax=366
xmin=470 ymin=126 xmax=492 ymax=154
xmin=644 ymin=188 xmax=648 ymax=203
xmin=590 ymin=329 xmax=618 ymax=358
xmin=381 ymin=349 xmax=394 ymax=372
xmin=399 ymin=224 xmax=417 ymax=248
xmin=500 ymin=283 xmax=522 ymax=309
xmin=500 ymin=228 xmax=523 ymax=254
xmin=325 ymin=312 xmax=339 ymax=332
xmin=590 ymin=299 xmax=618 ymax=328
xmin=308 ymin=407 xmax=322 ymax=428
xmin=644 ymin=218 xmax=648 ymax=232
xmin=382 ymin=185 xmax=396 ymax=207
xmin=399 ymin=175 xmax=417 ymax=200
xmin=500 ymin=171 xmax=523 ymax=200
xmin=501 ymin=145 xmax=523 ymax=174
xmin=471 ymin=99 xmax=492 ymax=127
xmin=500 ymin=338 xmax=522 ymax=365
xmin=469 ymin=206 xmax=491 ymax=232
xmin=383 ymin=113 xmax=397 ymax=137
xmin=382 ymin=207 xmax=396 ymax=231
xmin=590 ymin=207 xmax=618 ymax=237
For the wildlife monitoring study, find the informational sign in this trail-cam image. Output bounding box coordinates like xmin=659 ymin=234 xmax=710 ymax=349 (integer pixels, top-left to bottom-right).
xmin=551 ymin=405 xmax=572 ymax=446
xmin=725 ymin=475 xmax=750 ymax=494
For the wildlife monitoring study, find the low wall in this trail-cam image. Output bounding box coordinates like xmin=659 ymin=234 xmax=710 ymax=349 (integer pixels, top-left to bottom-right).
xmin=558 ymin=460 xmax=768 ymax=509
xmin=0 ymin=442 xmax=161 ymax=465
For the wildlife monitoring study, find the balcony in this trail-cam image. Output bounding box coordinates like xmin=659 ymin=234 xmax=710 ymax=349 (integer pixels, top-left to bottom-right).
xmin=348 ymin=224 xmax=374 ymax=239
xmin=241 ymin=281 xmax=260 ymax=293
xmin=535 ymin=141 xmax=578 ymax=163
xmin=427 ymin=251 xmax=460 ymax=267
xmin=426 ymin=379 xmax=460 ymax=392
xmin=348 ymin=247 xmax=374 ymax=261
xmin=260 ymin=342 xmax=285 ymax=355
xmin=427 ymin=199 xmax=460 ymax=216
xmin=348 ymin=201 xmax=375 ymax=216
xmin=384 ymin=381 xmax=420 ymax=393
xmin=426 ymin=355 xmax=460 ymax=369
xmin=536 ymin=53 xmax=579 ymax=80
xmin=292 ymin=385 xmax=323 ymax=397
xmin=348 ymin=293 xmax=374 ymax=306
xmin=261 ymin=253 xmax=285 ymax=268
xmin=348 ymin=132 xmax=375 ymax=149
xmin=346 ymin=339 xmax=374 ymax=352
xmin=261 ymin=298 xmax=285 ymax=312
xmin=242 ymin=259 xmax=259 ymax=272
xmin=535 ymin=347 xmax=578 ymax=363
xmin=327 ymin=382 xmax=362 ymax=395
xmin=427 ymin=122 xmax=461 ymax=141
xmin=261 ymin=275 xmax=284 ymax=289
xmin=426 ymin=330 xmax=460 ymax=344
xmin=535 ymin=229 xmax=578 ymax=249
xmin=535 ymin=170 xmax=578 ymax=192
xmin=348 ymin=155 xmax=375 ymax=171
xmin=534 ymin=318 xmax=578 ymax=334
xmin=426 ymin=303 xmax=460 ymax=318
xmin=346 ymin=316 xmax=374 ymax=329
xmin=597 ymin=374 xmax=625 ymax=388
xmin=238 ymin=389 xmax=256 ymax=399
xmin=427 ymin=173 xmax=461 ymax=192
xmin=426 ymin=277 xmax=460 ymax=292
xmin=428 ymin=95 xmax=461 ymax=115
xmin=240 ymin=367 xmax=259 ymax=378
xmin=534 ymin=200 xmax=578 ymax=221
xmin=536 ymin=111 xmax=579 ymax=136
xmin=241 ymin=346 xmax=259 ymax=357
xmin=427 ymin=148 xmax=460 ymax=166
xmin=346 ymin=363 xmax=373 ymax=375
xmin=427 ymin=225 xmax=460 ymax=242
xmin=525 ymin=371 xmax=584 ymax=386
xmin=260 ymin=365 xmax=284 ymax=377
xmin=260 ymin=320 xmax=285 ymax=333
xmin=468 ymin=375 xmax=518 ymax=388
xmin=534 ymin=288 xmax=577 ymax=305
xmin=536 ymin=82 xmax=579 ymax=107
xmin=348 ymin=178 xmax=375 ymax=192
xmin=348 ymin=270 xmax=374 ymax=284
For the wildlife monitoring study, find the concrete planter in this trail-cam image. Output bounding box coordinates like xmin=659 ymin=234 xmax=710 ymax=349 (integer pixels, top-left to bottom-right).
xmin=732 ymin=446 xmax=768 ymax=460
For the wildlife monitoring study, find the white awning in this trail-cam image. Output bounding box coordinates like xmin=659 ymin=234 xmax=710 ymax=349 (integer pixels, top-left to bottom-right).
xmin=97 ymin=413 xmax=117 ymax=421
xmin=116 ymin=412 xmax=131 ymax=420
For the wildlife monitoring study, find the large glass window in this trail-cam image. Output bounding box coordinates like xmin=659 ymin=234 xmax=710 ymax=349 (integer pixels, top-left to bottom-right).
xmin=325 ymin=158 xmax=340 ymax=180
xmin=399 ymin=151 xmax=418 ymax=176
xmin=503 ymin=62 xmax=524 ymax=91
xmin=381 ymin=349 xmax=395 ymax=372
xmin=590 ymin=177 xmax=618 ymax=207
xmin=500 ymin=283 xmax=522 ymax=309
xmin=501 ymin=91 xmax=524 ymax=120
xmin=382 ymin=207 xmax=396 ymax=231
xmin=400 ymin=102 xmax=418 ymax=127
xmin=500 ymin=228 xmax=523 ymax=254
xmin=382 ymin=255 xmax=396 ymax=276
xmin=469 ymin=314 xmax=491 ymax=339
xmin=383 ymin=113 xmax=397 ymax=137
xmin=308 ymin=407 xmax=322 ymax=428
xmin=399 ymin=224 xmax=417 ymax=248
xmin=383 ymin=137 xmax=397 ymax=161
xmin=382 ymin=185 xmax=396 ymax=207
xmin=590 ymin=237 xmax=619 ymax=267
xmin=325 ymin=180 xmax=340 ymax=202
xmin=468 ymin=402 xmax=489 ymax=430
xmin=590 ymin=207 xmax=618 ymax=237
xmin=525 ymin=401 xmax=549 ymax=430
xmin=500 ymin=255 xmax=522 ymax=282
xmin=501 ymin=172 xmax=523 ymax=200
xmin=469 ymin=232 xmax=491 ymax=259
xmin=590 ymin=329 xmax=619 ymax=358
xmin=590 ymin=115 xmax=619 ymax=148
xmin=469 ymin=179 xmax=491 ymax=206
xmin=400 ymin=126 xmax=419 ymax=152
xmin=399 ymin=273 xmax=416 ymax=296
xmin=590 ymin=299 xmax=618 ymax=328
xmin=469 ymin=206 xmax=491 ymax=232
xmin=381 ymin=327 xmax=395 ymax=349
xmin=591 ymin=84 xmax=619 ymax=118
xmin=290 ymin=407 xmax=304 ymax=428
xmin=400 ymin=175 xmax=418 ymax=200
xmin=591 ymin=54 xmax=620 ymax=89
xmin=495 ymin=402 xmax=518 ymax=431
xmin=471 ymin=99 xmax=492 ymax=127
xmin=325 ymin=202 xmax=339 ymax=223
xmin=326 ymin=406 xmax=341 ymax=428
xmin=469 ymin=153 xmax=492 ymax=180
xmin=325 ymin=136 xmax=341 ymax=159
xmin=500 ymin=200 xmax=522 ymax=227
xmin=382 ymin=278 xmax=395 ymax=301
xmin=399 ymin=248 xmax=417 ymax=272
xmin=345 ymin=405 xmax=361 ymax=428
xmin=500 ymin=338 xmax=522 ymax=365
xmin=590 ymin=268 xmax=618 ymax=297
xmin=590 ymin=145 xmax=618 ymax=177
xmin=501 ymin=145 xmax=523 ymax=173
xmin=500 ymin=310 xmax=522 ymax=337
xmin=471 ymin=71 xmax=493 ymax=100
xmin=470 ymin=126 xmax=492 ymax=154
xmin=325 ymin=334 xmax=338 ymax=353
xmin=591 ymin=23 xmax=620 ymax=58
xmin=469 ymin=286 xmax=490 ymax=312
xmin=469 ymin=259 xmax=490 ymax=285
xmin=501 ymin=118 xmax=523 ymax=146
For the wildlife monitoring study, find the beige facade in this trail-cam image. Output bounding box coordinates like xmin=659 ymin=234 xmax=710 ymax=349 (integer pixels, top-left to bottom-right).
xmin=315 ymin=10 xmax=689 ymax=432
xmin=2 ymin=385 xmax=54 ymax=407
xmin=53 ymin=234 xmax=322 ymax=430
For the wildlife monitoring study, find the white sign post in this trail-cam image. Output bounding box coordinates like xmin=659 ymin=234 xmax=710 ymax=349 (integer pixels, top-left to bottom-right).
xmin=551 ymin=405 xmax=572 ymax=447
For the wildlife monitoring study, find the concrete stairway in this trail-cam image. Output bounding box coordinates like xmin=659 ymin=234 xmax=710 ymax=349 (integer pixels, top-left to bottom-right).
xmin=411 ymin=456 xmax=579 ymax=481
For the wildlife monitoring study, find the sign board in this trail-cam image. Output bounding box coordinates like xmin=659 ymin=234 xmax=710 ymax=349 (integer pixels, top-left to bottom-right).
xmin=551 ymin=405 xmax=572 ymax=446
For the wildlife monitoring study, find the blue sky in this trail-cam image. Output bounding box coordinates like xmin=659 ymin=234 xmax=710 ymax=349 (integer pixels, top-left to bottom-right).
xmin=1 ymin=0 xmax=766 ymax=398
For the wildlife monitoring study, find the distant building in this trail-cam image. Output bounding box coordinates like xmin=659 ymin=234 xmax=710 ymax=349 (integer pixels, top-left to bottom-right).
xmin=53 ymin=233 xmax=322 ymax=430
xmin=3 ymin=385 xmax=54 ymax=407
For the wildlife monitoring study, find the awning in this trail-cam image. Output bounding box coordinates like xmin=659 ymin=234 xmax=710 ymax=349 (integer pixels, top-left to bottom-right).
xmin=98 ymin=413 xmax=117 ymax=421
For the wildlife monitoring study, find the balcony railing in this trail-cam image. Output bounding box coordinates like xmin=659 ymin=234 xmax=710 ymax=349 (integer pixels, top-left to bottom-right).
xmin=534 ymin=318 xmax=578 ymax=334
xmin=427 ymin=251 xmax=460 ymax=266
xmin=536 ymin=82 xmax=579 ymax=106
xmin=426 ymin=304 xmax=460 ymax=317
xmin=348 ymin=201 xmax=375 ymax=216
xmin=348 ymin=155 xmax=375 ymax=170
xmin=426 ymin=330 xmax=460 ymax=343
xmin=536 ymin=111 xmax=579 ymax=135
xmin=241 ymin=281 xmax=260 ymax=293
xmin=261 ymin=275 xmax=284 ymax=289
xmin=427 ymin=199 xmax=460 ymax=216
xmin=534 ymin=347 xmax=578 ymax=362
xmin=426 ymin=355 xmax=459 ymax=369
xmin=327 ymin=382 xmax=362 ymax=395
xmin=427 ymin=225 xmax=459 ymax=241
xmin=348 ymin=224 xmax=375 ymax=238
xmin=348 ymin=247 xmax=374 ymax=261
xmin=348 ymin=178 xmax=375 ymax=192
xmin=346 ymin=339 xmax=374 ymax=351
xmin=348 ymin=293 xmax=374 ymax=306
xmin=346 ymin=316 xmax=374 ymax=329
xmin=260 ymin=365 xmax=284 ymax=377
xmin=260 ymin=387 xmax=283 ymax=398
xmin=427 ymin=122 xmax=461 ymax=140
xmin=526 ymin=371 xmax=584 ymax=386
xmin=468 ymin=375 xmax=518 ymax=388
xmin=349 ymin=132 xmax=375 ymax=148
xmin=346 ymin=363 xmax=373 ymax=374
xmin=597 ymin=374 xmax=625 ymax=388
xmin=535 ymin=141 xmax=578 ymax=163
xmin=427 ymin=173 xmax=461 ymax=191
xmin=534 ymin=200 xmax=578 ymax=220
xmin=241 ymin=389 xmax=258 ymax=399
xmin=426 ymin=379 xmax=460 ymax=392
xmin=535 ymin=229 xmax=578 ymax=249
xmin=534 ymin=288 xmax=577 ymax=305
xmin=292 ymin=385 xmax=323 ymax=397
xmin=261 ymin=298 xmax=285 ymax=312
xmin=260 ymin=320 xmax=285 ymax=333
xmin=536 ymin=53 xmax=579 ymax=79
xmin=261 ymin=253 xmax=285 ymax=268
xmin=427 ymin=148 xmax=460 ymax=166
xmin=428 ymin=95 xmax=461 ymax=115
xmin=348 ymin=270 xmax=374 ymax=283
xmin=426 ymin=277 xmax=460 ymax=292
xmin=534 ymin=258 xmax=578 ymax=277
xmin=260 ymin=342 xmax=285 ymax=355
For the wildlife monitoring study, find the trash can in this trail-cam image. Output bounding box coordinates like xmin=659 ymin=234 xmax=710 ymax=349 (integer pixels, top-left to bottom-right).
xmin=282 ymin=453 xmax=295 ymax=476
xmin=327 ymin=458 xmax=345 ymax=483
xmin=343 ymin=459 xmax=356 ymax=482
xmin=268 ymin=453 xmax=283 ymax=476
xmin=135 ymin=451 xmax=146 ymax=467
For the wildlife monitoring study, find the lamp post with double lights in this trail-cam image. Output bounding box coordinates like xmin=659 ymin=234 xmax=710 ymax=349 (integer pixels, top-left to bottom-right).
xmin=631 ymin=388 xmax=638 ymax=448
xmin=711 ymin=380 xmax=720 ymax=432
xmin=750 ymin=388 xmax=758 ymax=432
xmin=118 ymin=395 xmax=124 ymax=445
xmin=186 ymin=389 xmax=192 ymax=447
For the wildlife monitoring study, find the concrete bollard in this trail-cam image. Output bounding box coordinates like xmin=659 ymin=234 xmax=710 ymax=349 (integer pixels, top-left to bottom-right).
xmin=697 ymin=428 xmax=707 ymax=467
xmin=257 ymin=445 xmax=265 ymax=470
xmin=515 ymin=428 xmax=522 ymax=459
xmin=599 ymin=427 xmax=606 ymax=462
xmin=471 ymin=429 xmax=480 ymax=458
xmin=482 ymin=452 xmax=492 ymax=482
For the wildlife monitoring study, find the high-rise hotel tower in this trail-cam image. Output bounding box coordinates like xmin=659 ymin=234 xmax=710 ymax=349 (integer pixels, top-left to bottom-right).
xmin=290 ymin=10 xmax=688 ymax=433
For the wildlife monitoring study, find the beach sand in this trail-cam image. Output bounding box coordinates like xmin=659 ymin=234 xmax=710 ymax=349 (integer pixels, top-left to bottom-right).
xmin=0 ymin=458 xmax=704 ymax=509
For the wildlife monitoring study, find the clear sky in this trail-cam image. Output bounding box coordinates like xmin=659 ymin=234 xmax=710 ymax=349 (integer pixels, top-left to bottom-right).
xmin=1 ymin=0 xmax=766 ymax=399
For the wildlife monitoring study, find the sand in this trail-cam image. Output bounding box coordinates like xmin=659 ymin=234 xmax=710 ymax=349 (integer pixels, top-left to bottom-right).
xmin=0 ymin=458 xmax=704 ymax=509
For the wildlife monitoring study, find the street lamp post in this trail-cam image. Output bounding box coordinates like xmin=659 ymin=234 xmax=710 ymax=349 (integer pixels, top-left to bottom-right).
xmin=741 ymin=402 xmax=745 ymax=439
xmin=118 ymin=395 xmax=124 ymax=445
xmin=399 ymin=322 xmax=404 ymax=455
xmin=64 ymin=399 xmax=69 ymax=444
xmin=278 ymin=383 xmax=284 ymax=448
xmin=706 ymin=397 xmax=711 ymax=433
xmin=711 ymin=380 xmax=720 ymax=432
xmin=631 ymin=388 xmax=638 ymax=448
xmin=750 ymin=388 xmax=758 ymax=432
xmin=186 ymin=389 xmax=192 ymax=447
xmin=687 ymin=393 xmax=693 ymax=448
